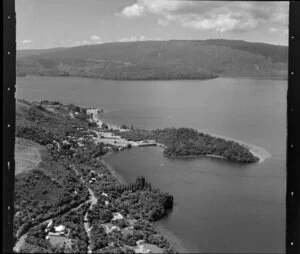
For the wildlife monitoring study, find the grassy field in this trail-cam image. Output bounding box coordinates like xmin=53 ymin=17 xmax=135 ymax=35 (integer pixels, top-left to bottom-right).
xmin=15 ymin=138 xmax=44 ymax=175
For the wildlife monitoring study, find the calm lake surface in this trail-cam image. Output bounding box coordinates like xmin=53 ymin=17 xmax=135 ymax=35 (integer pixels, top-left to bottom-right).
xmin=17 ymin=76 xmax=286 ymax=253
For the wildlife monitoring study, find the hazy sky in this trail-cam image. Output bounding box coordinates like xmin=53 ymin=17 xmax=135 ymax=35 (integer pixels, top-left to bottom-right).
xmin=16 ymin=0 xmax=289 ymax=50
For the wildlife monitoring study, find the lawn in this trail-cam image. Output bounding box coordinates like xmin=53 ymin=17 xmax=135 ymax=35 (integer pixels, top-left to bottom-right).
xmin=15 ymin=138 xmax=44 ymax=175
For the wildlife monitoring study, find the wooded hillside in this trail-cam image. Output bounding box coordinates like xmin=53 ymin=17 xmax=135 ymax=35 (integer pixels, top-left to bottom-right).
xmin=17 ymin=39 xmax=288 ymax=80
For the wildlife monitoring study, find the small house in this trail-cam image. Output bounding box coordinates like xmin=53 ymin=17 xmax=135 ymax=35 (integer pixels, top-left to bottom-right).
xmin=112 ymin=212 xmax=124 ymax=221
xmin=89 ymin=178 xmax=96 ymax=184
xmin=54 ymin=225 xmax=66 ymax=233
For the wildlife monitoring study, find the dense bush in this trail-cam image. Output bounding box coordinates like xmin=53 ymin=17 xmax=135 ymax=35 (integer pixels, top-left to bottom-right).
xmin=15 ymin=100 xmax=175 ymax=253
xmin=90 ymin=224 xmax=109 ymax=251
xmin=116 ymin=128 xmax=259 ymax=163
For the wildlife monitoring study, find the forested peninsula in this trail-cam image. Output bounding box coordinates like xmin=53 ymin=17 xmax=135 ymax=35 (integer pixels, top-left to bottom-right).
xmin=113 ymin=128 xmax=259 ymax=163
xmin=14 ymin=98 xmax=260 ymax=253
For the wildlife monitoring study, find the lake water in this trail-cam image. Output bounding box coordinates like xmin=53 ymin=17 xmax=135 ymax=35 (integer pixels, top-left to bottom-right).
xmin=17 ymin=76 xmax=286 ymax=253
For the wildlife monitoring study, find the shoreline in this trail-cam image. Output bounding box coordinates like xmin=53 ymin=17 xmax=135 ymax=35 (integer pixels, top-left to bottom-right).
xmin=90 ymin=109 xmax=270 ymax=164
xmin=86 ymin=109 xmax=120 ymax=131
xmin=199 ymin=131 xmax=271 ymax=163
xmin=101 ymin=147 xmax=186 ymax=254
xmin=101 ymin=146 xmax=194 ymax=254
xmin=164 ymin=153 xmax=226 ymax=161
xmin=87 ymin=108 xmax=271 ymax=253
xmin=153 ymin=222 xmax=200 ymax=254
xmin=17 ymin=74 xmax=218 ymax=81
xmin=101 ymin=152 xmax=127 ymax=185
xmin=17 ymin=74 xmax=287 ymax=81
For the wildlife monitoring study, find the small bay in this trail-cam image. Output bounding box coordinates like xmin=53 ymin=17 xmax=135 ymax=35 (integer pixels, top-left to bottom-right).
xmin=17 ymin=76 xmax=286 ymax=253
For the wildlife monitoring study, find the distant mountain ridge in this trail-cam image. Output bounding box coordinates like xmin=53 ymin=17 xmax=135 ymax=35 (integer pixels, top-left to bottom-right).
xmin=200 ymin=39 xmax=288 ymax=63
xmin=17 ymin=47 xmax=67 ymax=60
xmin=17 ymin=39 xmax=288 ymax=80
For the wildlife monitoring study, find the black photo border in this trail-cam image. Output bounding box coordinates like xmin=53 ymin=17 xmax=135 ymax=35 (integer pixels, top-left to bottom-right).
xmin=3 ymin=0 xmax=16 ymax=253
xmin=286 ymin=1 xmax=300 ymax=254
xmin=2 ymin=0 xmax=300 ymax=253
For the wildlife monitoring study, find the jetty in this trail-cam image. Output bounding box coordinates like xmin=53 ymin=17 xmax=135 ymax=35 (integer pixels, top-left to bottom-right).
xmin=136 ymin=140 xmax=158 ymax=147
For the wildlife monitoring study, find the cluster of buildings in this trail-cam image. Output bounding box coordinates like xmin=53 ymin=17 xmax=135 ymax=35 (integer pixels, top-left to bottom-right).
xmin=44 ymin=220 xmax=72 ymax=249
xmin=44 ymin=220 xmax=69 ymax=238
xmin=134 ymin=240 xmax=164 ymax=254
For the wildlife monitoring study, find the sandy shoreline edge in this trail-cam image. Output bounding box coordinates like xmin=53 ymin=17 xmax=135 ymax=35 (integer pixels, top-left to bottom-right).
xmin=88 ymin=110 xmax=193 ymax=253
xmin=88 ymin=108 xmax=271 ymax=164
xmin=87 ymin=108 xmax=271 ymax=253
xmin=101 ymin=148 xmax=196 ymax=254
xmin=101 ymin=153 xmax=127 ymax=185
xmin=201 ymin=131 xmax=271 ymax=163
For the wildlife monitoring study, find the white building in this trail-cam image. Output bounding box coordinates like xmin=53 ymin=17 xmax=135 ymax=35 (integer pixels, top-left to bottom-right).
xmin=54 ymin=225 xmax=66 ymax=232
xmin=112 ymin=212 xmax=124 ymax=221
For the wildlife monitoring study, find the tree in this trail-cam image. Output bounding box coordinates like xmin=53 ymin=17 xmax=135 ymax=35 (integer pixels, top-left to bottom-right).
xmin=120 ymin=124 xmax=128 ymax=129
xmin=102 ymin=123 xmax=108 ymax=129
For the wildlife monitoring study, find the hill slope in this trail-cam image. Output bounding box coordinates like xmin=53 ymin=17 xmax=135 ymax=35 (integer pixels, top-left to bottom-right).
xmin=17 ymin=47 xmax=67 ymax=60
xmin=17 ymin=40 xmax=288 ymax=80
xmin=201 ymin=39 xmax=288 ymax=63
xmin=14 ymin=100 xmax=175 ymax=253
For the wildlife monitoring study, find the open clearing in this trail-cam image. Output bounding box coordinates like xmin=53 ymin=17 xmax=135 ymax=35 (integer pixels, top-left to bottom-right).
xmin=15 ymin=138 xmax=43 ymax=175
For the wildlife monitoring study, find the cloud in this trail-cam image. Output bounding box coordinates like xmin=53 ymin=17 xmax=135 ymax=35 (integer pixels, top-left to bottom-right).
xmin=139 ymin=35 xmax=146 ymax=41
xmin=90 ymin=35 xmax=101 ymax=41
xmin=269 ymin=27 xmax=278 ymax=33
xmin=118 ymin=1 xmax=288 ymax=33
xmin=118 ymin=35 xmax=147 ymax=42
xmin=21 ymin=39 xmax=32 ymax=44
xmin=172 ymin=11 xmax=258 ymax=33
xmin=118 ymin=3 xmax=145 ymax=18
xmin=73 ymin=40 xmax=90 ymax=46
xmin=59 ymin=38 xmax=103 ymax=47
xmin=158 ymin=19 xmax=170 ymax=27
xmin=117 ymin=0 xmax=190 ymax=18
xmin=269 ymin=27 xmax=288 ymax=35
xmin=117 ymin=36 xmax=164 ymax=43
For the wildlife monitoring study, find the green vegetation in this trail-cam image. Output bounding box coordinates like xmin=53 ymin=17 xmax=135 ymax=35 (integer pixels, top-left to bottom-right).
xmin=201 ymin=39 xmax=288 ymax=63
xmin=14 ymin=100 xmax=175 ymax=253
xmin=15 ymin=138 xmax=43 ymax=175
xmin=14 ymin=98 xmax=260 ymax=253
xmin=120 ymin=124 xmax=129 ymax=130
xmin=22 ymin=203 xmax=90 ymax=253
xmin=14 ymin=165 xmax=90 ymax=239
xmin=52 ymin=203 xmax=90 ymax=252
xmin=88 ymin=176 xmax=173 ymax=223
xmin=114 ymin=128 xmax=259 ymax=163
xmin=16 ymin=39 xmax=287 ymax=80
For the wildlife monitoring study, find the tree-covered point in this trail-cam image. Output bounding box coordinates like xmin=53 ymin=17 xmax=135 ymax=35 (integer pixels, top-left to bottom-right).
xmin=115 ymin=128 xmax=259 ymax=163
